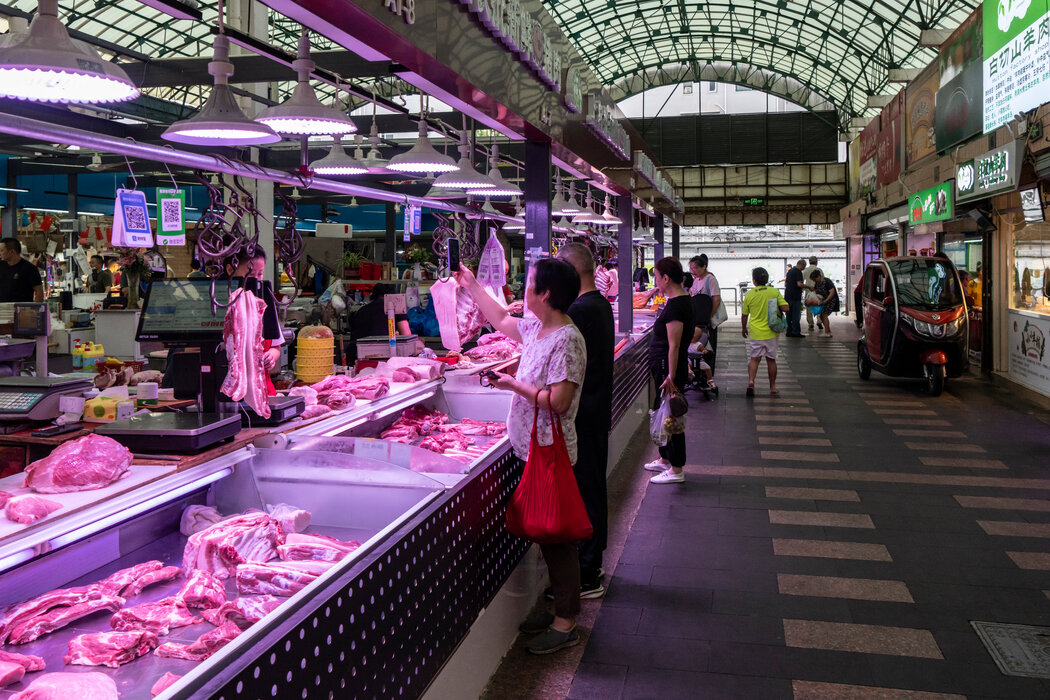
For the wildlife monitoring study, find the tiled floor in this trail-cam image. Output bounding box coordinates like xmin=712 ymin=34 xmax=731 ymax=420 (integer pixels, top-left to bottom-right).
xmin=483 ymin=315 xmax=1050 ymax=699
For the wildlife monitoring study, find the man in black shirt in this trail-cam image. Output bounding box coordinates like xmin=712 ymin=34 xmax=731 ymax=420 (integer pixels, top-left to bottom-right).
xmin=784 ymin=258 xmax=806 ymax=338
xmin=558 ymin=243 xmax=615 ymax=598
xmin=85 ymin=254 xmax=113 ymax=293
xmin=0 ymin=238 xmax=43 ymax=303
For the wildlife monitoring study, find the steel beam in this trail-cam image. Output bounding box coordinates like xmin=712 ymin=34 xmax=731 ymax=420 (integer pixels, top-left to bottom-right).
xmin=523 ymin=140 xmax=552 ymax=276
xmin=671 ymin=222 xmax=680 ymax=260
xmin=123 ymin=52 xmax=391 ymax=88
xmin=654 ymin=212 xmax=665 ymax=261
xmin=617 ymin=196 xmax=633 ymax=335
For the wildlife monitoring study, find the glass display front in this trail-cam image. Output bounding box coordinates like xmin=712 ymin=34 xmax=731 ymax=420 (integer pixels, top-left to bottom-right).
xmin=1010 ymin=221 xmax=1050 ymax=316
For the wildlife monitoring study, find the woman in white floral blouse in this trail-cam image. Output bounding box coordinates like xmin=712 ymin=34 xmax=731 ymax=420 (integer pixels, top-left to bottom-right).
xmin=456 ymin=258 xmax=587 ymax=655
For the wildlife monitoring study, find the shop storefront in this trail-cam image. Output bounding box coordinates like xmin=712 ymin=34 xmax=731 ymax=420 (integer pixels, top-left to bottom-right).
xmin=1002 ymin=189 xmax=1050 ymax=397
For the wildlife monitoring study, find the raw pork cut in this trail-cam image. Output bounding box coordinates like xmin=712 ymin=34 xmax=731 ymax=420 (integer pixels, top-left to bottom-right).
xmin=439 ymin=418 xmax=506 ymax=436
xmin=234 ymin=560 xmax=334 ymax=596
xmin=0 ymin=490 xmax=10 ymax=507
xmin=7 ymin=594 xmax=124 ymax=645
xmin=9 ymin=671 xmax=118 ymax=700
xmin=464 ymin=332 xmax=521 ymax=362
xmin=0 ymin=585 xmax=101 ymax=644
xmin=0 ymin=650 xmax=45 ymax=672
xmin=110 ymin=597 xmax=201 ymax=635
xmin=311 ymin=374 xmax=387 ymax=402
xmin=22 ymin=434 xmax=132 ymax=494
xmin=201 ymin=595 xmax=282 ymax=629
xmin=5 ymin=495 xmax=61 ymax=524
xmin=431 ymin=278 xmax=486 ymax=352
xmin=300 ymin=403 xmax=332 ymax=420
xmin=64 ymin=630 xmax=159 ymax=668
xmin=0 ymin=660 xmax=25 ymax=688
xmin=267 ymin=503 xmax=311 ymax=533
xmin=179 ymin=504 xmax=223 ymax=536
xmin=151 ymin=672 xmax=182 ymax=697
xmin=277 ymin=532 xmax=361 ymax=562
xmin=97 ymin=560 xmax=165 ymax=597
xmin=182 ymin=511 xmax=284 ymax=580
xmin=287 ymin=385 xmax=318 ymax=405
xmin=118 ymin=565 xmax=181 ymax=599
xmin=175 ymin=569 xmax=227 ymax=610
xmin=154 ymin=621 xmax=242 ymax=661
xmin=221 ymin=287 xmax=270 ymax=418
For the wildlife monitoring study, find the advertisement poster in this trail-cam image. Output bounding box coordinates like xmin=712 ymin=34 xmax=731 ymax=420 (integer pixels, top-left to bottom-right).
xmin=905 ymin=64 xmax=939 ymax=166
xmin=848 ymin=138 xmax=861 ymax=202
xmin=908 ymin=182 xmax=953 ymax=225
xmin=935 ymin=10 xmax=984 ymax=151
xmin=1008 ymin=310 xmax=1050 ymax=396
xmin=859 ymin=118 xmax=880 ymax=163
xmin=877 ymin=114 xmax=902 ymax=186
xmin=859 ymin=156 xmax=878 ymax=199
xmin=982 ymin=0 xmax=1050 ymax=133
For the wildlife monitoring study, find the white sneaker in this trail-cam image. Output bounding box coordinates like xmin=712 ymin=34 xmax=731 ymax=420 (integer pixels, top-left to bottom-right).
xmin=650 ymin=469 xmax=685 ymax=484
xmin=643 ymin=459 xmax=669 ymax=472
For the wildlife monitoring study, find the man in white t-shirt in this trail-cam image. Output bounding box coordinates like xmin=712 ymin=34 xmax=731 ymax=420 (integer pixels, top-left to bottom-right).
xmin=801 ymin=255 xmax=819 ymax=330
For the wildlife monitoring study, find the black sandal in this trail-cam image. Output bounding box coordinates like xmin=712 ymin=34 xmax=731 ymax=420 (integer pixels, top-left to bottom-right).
xmin=746 ymin=385 xmax=755 ymax=397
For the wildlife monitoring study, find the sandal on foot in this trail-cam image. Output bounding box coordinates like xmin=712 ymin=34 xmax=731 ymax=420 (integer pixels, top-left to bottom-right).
xmin=746 ymin=385 xmax=755 ymax=397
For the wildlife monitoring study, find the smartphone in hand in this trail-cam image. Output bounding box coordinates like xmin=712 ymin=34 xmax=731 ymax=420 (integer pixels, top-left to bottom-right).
xmin=448 ymin=238 xmax=461 ymax=272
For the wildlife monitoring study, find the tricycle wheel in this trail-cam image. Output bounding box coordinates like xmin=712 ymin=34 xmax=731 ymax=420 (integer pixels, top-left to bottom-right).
xmin=924 ymin=363 xmax=945 ymax=396
xmin=857 ymin=345 xmax=871 ymax=380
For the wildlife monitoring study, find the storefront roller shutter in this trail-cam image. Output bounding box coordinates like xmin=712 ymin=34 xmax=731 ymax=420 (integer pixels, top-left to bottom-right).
xmin=701 ymin=114 xmax=732 ymax=164
xmin=767 ymin=113 xmax=801 ymax=163
xmin=731 ymin=114 xmax=766 ymax=163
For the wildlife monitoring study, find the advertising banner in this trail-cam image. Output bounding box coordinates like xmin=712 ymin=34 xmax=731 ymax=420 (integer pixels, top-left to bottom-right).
xmin=982 ymin=0 xmax=1050 ymax=133
xmin=877 ymin=114 xmax=902 ymax=186
xmin=955 ymin=140 xmax=1024 ymax=204
xmin=935 ymin=10 xmax=984 ymax=151
xmin=1008 ymin=310 xmax=1050 ymax=396
xmin=908 ymin=182 xmax=954 ymax=225
xmin=859 ymin=118 xmax=880 ymax=163
xmin=859 ymin=155 xmax=878 ymax=199
xmin=848 ymin=138 xmax=861 ymax=202
xmin=905 ymin=64 xmax=939 ymax=166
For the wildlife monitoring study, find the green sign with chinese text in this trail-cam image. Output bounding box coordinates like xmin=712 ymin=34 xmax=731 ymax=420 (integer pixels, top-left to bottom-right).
xmin=908 ymin=182 xmax=953 ymax=226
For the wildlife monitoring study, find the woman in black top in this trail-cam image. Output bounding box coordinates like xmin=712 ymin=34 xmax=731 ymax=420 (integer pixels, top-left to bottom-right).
xmin=644 ymin=257 xmax=694 ymax=484
xmin=810 ymin=269 xmax=839 ymax=338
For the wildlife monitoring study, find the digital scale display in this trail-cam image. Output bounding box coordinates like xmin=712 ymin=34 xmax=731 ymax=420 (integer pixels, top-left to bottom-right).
xmin=136 ymin=279 xmax=233 ymax=342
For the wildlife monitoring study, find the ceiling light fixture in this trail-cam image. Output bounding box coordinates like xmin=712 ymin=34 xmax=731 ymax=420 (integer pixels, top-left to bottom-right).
xmin=256 ymin=30 xmax=357 ymax=136
xmin=550 ymin=172 xmax=571 ymax=216
xmin=601 ymin=194 xmax=624 ymax=225
xmin=503 ymin=198 xmax=525 ymax=230
xmin=431 ymin=127 xmax=496 ymax=190
xmin=161 ymin=33 xmax=279 ymax=146
xmin=559 ymin=180 xmax=587 ymax=216
xmin=387 ymin=113 xmax=458 ymax=174
xmin=309 ymin=134 xmax=367 ymax=175
xmin=0 ymin=0 xmax=139 ymax=104
xmin=360 ymin=115 xmax=388 ymax=172
xmin=468 ymin=145 xmax=521 ymax=197
xmin=572 ymin=188 xmax=605 ymax=225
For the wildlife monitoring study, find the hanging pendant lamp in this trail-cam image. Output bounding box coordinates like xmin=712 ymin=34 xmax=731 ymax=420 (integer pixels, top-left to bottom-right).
xmin=361 ymin=117 xmax=389 ymax=172
xmin=572 ymin=189 xmax=605 ymax=225
xmin=310 ymin=134 xmax=367 ymax=175
xmin=551 ymin=172 xmax=573 ymax=216
xmin=256 ymin=31 xmax=356 ymax=136
xmin=601 ymin=194 xmax=624 ymax=225
xmin=162 ymin=33 xmax=279 ymax=146
xmin=0 ymin=0 xmax=138 ymax=104
xmin=431 ymin=130 xmax=497 ymax=190
xmin=503 ymin=199 xmax=525 ymax=230
xmin=468 ymin=145 xmax=522 ymax=197
xmin=559 ymin=180 xmax=587 ymax=217
xmin=388 ymin=118 xmax=458 ymax=174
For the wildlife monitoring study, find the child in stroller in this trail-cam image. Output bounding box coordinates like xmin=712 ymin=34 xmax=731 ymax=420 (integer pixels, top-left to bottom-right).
xmin=687 ymin=325 xmax=718 ymax=398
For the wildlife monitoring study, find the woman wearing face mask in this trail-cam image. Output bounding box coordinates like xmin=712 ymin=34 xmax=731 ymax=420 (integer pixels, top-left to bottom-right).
xmin=455 ymin=259 xmax=587 ymax=655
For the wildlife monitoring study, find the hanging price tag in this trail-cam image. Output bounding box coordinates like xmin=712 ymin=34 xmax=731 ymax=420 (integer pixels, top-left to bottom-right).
xmin=111 ymin=189 xmax=153 ymax=247
xmin=156 ymin=189 xmax=187 ymax=246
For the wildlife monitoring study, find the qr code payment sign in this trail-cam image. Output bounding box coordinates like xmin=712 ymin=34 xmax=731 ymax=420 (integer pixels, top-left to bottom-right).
xmin=161 ymin=199 xmax=182 ymax=231
xmin=123 ymin=203 xmax=149 ymax=232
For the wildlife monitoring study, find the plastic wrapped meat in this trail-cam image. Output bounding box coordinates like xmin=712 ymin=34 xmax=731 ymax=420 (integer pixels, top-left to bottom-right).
xmin=431 ymin=278 xmax=485 ymax=352
xmin=109 ymin=598 xmax=201 ymax=635
xmin=151 ymin=672 xmax=182 ymax=697
xmin=5 ymin=495 xmax=62 ymax=524
xmin=182 ymin=512 xmax=284 ymax=580
xmin=267 ymin=503 xmax=311 ymax=534
xmin=22 ymin=434 xmax=132 ymax=494
xmin=221 ymin=287 xmax=270 ymax=419
xmin=179 ymin=505 xmax=224 ymax=536
xmin=154 ymin=621 xmax=242 ymax=662
xmin=175 ymin=570 xmax=227 ymax=610
xmin=9 ymin=671 xmax=119 ymax=700
xmin=0 ymin=650 xmax=45 ymax=672
xmin=64 ymin=630 xmax=159 ymax=668
xmin=201 ymin=595 xmax=282 ymax=629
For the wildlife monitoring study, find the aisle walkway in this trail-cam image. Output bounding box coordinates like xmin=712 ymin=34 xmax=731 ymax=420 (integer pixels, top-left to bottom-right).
xmin=485 ymin=315 xmax=1050 ymax=699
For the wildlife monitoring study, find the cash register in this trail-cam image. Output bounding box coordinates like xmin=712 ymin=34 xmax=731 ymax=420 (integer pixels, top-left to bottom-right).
xmin=0 ymin=375 xmax=93 ymax=421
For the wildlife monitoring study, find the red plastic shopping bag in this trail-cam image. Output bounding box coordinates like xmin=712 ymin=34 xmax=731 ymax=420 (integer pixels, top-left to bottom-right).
xmin=506 ymin=397 xmax=593 ymax=544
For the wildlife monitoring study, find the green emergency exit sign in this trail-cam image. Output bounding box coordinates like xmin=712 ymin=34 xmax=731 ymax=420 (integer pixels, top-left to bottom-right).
xmin=741 ymin=197 xmax=766 ymax=206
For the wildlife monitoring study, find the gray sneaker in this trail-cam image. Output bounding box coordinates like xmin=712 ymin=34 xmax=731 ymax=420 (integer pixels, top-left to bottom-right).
xmin=518 ymin=611 xmax=554 ymax=634
xmin=525 ymin=626 xmax=580 ymax=655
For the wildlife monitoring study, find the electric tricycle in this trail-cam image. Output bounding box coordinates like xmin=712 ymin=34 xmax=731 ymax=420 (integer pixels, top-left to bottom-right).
xmin=857 ymin=256 xmax=968 ymax=396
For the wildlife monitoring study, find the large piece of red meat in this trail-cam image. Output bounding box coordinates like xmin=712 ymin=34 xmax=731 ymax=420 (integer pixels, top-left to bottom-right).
xmin=119 ymin=565 xmax=181 ymax=599
xmin=0 ymin=660 xmax=25 ymax=689
xmin=5 ymin=495 xmax=61 ymax=524
xmin=109 ymin=597 xmax=201 ymax=635
xmin=22 ymin=434 xmax=132 ymax=494
xmin=175 ymin=569 xmax=227 ymax=610
xmin=150 ymin=672 xmax=182 ymax=697
xmin=64 ymin=630 xmax=159 ymax=668
xmin=234 ymin=560 xmax=333 ymax=597
xmin=201 ymin=595 xmax=282 ymax=629
xmin=0 ymin=585 xmax=101 ymax=644
xmin=220 ymin=287 xmax=270 ymax=418
xmin=0 ymin=650 xmax=45 ymax=673
xmin=97 ymin=561 xmax=167 ymax=597
xmin=182 ymin=512 xmax=284 ymax=580
xmin=7 ymin=594 xmax=124 ymax=645
xmin=277 ymin=533 xmax=361 ymax=563
xmin=9 ymin=671 xmax=118 ymax=700
xmin=154 ymin=621 xmax=242 ymax=661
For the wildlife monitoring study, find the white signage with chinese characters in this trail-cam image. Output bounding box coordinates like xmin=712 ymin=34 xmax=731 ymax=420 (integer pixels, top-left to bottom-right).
xmin=460 ymin=0 xmax=562 ymax=91
xmin=982 ymin=0 xmax=1050 ymax=133
xmin=633 ymin=150 xmax=677 ymax=206
xmin=1008 ymin=309 xmax=1050 ymax=397
xmin=583 ymin=90 xmax=630 ymax=160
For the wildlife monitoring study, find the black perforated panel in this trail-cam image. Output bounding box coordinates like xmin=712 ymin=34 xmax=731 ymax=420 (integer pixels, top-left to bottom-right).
xmin=611 ymin=334 xmax=652 ymax=428
xmin=197 ymin=449 xmax=527 ymax=700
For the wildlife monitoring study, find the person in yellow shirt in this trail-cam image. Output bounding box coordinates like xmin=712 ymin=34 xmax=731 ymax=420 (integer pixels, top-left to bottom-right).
xmin=967 ymin=265 xmax=983 ymax=304
xmin=741 ymin=267 xmax=788 ymax=397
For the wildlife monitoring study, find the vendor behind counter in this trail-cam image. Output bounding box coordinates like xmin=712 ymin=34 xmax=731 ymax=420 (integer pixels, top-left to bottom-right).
xmin=348 ymin=284 xmax=410 ymax=363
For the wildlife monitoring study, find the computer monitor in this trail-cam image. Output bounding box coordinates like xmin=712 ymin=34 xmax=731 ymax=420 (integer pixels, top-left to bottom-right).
xmin=135 ymin=279 xmax=234 ymax=343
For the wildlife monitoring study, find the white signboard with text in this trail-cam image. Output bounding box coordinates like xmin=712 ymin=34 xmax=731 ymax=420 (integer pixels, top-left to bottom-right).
xmin=1008 ymin=309 xmax=1050 ymax=397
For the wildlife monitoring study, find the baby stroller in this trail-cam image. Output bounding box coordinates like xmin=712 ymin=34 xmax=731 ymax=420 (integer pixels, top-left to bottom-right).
xmin=685 ymin=294 xmax=719 ymax=399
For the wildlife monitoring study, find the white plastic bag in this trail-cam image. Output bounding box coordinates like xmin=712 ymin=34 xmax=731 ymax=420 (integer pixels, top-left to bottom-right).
xmin=649 ymin=392 xmax=673 ymax=446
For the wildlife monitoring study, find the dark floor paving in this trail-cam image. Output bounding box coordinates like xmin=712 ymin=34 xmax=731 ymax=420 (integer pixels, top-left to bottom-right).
xmin=567 ymin=317 xmax=1050 ymax=700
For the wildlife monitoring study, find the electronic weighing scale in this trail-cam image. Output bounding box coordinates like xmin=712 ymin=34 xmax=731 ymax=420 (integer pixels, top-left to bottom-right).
xmin=0 ymin=376 xmax=93 ymax=421
xmin=94 ymin=412 xmax=241 ymax=453
xmin=235 ymin=395 xmax=305 ymax=426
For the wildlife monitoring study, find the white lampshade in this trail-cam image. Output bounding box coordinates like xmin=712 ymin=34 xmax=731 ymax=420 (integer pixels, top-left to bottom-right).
xmin=309 ymin=135 xmax=368 ymax=175
xmin=387 ymin=120 xmax=458 ymax=174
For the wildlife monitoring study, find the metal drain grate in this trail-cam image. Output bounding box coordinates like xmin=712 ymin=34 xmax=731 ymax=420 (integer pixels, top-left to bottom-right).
xmin=971 ymin=621 xmax=1050 ymax=679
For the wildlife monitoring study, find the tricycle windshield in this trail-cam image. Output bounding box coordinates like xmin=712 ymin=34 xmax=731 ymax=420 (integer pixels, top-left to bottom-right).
xmin=887 ymin=259 xmax=964 ymax=310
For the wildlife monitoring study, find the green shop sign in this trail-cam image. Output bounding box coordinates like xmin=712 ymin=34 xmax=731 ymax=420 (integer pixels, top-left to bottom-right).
xmin=909 ymin=182 xmax=953 ymax=225
xmin=956 ymin=140 xmax=1023 ymax=204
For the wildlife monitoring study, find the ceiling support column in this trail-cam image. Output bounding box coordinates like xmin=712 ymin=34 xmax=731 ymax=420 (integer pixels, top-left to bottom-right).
xmin=616 ymin=195 xmax=634 ymax=335
xmin=523 ymin=139 xmax=552 ymax=276
xmin=654 ymin=212 xmax=665 ymax=261
xmin=671 ymin=221 xmax=680 ymax=261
